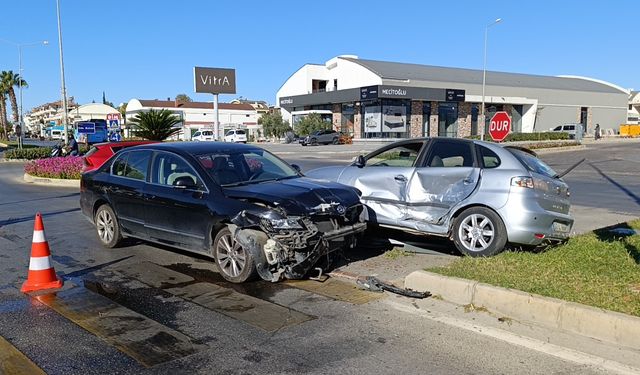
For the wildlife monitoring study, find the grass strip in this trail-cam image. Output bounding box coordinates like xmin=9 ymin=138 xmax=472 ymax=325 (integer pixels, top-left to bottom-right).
xmin=427 ymin=220 xmax=640 ymax=317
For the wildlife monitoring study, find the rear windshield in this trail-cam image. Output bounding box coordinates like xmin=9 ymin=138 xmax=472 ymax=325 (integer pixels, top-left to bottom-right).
xmin=235 ymin=130 xmax=246 ymax=135
xmin=508 ymin=148 xmax=558 ymax=178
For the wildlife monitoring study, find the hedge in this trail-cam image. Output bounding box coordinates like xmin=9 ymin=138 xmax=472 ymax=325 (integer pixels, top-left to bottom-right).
xmin=4 ymin=147 xmax=53 ymax=160
xmin=467 ymin=132 xmax=570 ymax=142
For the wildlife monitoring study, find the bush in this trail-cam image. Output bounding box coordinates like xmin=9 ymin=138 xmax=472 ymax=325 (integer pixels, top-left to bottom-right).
xmin=467 ymin=132 xmax=570 ymax=141
xmin=4 ymin=147 xmax=52 ymax=160
xmin=24 ymin=156 xmax=84 ymax=179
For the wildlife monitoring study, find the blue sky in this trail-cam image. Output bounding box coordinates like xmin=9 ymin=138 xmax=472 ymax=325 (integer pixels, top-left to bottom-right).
xmin=1 ymin=0 xmax=637 ymax=112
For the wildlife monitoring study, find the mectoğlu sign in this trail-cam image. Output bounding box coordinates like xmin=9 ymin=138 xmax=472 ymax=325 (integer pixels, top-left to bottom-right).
xmin=193 ymin=67 xmax=236 ymax=94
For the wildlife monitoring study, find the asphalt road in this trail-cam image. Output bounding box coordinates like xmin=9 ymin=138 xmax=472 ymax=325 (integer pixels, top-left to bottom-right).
xmin=0 ymin=141 xmax=639 ymax=374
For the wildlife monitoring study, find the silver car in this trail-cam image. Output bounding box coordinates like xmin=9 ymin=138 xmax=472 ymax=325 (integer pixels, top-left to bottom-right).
xmin=306 ymin=137 xmax=573 ymax=257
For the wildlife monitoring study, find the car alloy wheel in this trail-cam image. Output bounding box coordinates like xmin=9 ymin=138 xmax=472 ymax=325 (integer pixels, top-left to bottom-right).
xmin=453 ymin=207 xmax=507 ymax=257
xmin=95 ymin=204 xmax=122 ymax=248
xmin=213 ymin=227 xmax=256 ymax=283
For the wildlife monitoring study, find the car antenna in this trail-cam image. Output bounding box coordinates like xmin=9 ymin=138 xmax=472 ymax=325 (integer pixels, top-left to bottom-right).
xmin=557 ymin=158 xmax=586 ymax=178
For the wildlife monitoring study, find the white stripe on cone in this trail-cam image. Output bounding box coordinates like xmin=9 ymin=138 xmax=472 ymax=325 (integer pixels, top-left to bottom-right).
xmin=32 ymin=230 xmax=46 ymax=243
xmin=29 ymin=256 xmax=53 ymax=271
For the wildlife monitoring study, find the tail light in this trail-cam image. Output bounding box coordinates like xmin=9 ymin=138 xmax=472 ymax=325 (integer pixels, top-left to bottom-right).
xmin=511 ymin=176 xmax=534 ymax=189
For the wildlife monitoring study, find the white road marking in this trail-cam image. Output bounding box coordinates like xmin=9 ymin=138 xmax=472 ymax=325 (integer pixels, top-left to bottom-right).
xmin=385 ymin=299 xmax=640 ymax=375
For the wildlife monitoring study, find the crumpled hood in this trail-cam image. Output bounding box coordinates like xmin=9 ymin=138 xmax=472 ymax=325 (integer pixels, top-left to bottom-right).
xmin=223 ymin=177 xmax=360 ymax=216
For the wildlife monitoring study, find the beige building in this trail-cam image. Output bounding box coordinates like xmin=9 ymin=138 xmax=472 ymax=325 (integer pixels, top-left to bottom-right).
xmin=126 ymin=98 xmax=261 ymax=140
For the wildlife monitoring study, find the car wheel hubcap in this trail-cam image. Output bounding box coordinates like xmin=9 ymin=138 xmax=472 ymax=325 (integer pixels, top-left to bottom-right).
xmin=96 ymin=210 xmax=114 ymax=244
xmin=216 ymin=234 xmax=246 ymax=278
xmin=459 ymin=214 xmax=494 ymax=252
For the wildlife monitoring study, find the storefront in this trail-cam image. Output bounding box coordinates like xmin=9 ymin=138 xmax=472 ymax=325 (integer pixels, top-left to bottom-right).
xmin=276 ymin=55 xmax=628 ymax=140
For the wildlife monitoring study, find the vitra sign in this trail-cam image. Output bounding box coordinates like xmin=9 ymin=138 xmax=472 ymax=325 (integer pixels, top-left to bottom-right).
xmin=194 ymin=67 xmax=236 ymax=94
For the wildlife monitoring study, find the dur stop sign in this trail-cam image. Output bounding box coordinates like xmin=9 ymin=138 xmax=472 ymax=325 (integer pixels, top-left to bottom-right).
xmin=489 ymin=111 xmax=511 ymax=142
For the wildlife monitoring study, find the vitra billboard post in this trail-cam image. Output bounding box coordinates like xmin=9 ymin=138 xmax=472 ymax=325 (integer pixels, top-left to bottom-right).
xmin=193 ymin=67 xmax=237 ymax=140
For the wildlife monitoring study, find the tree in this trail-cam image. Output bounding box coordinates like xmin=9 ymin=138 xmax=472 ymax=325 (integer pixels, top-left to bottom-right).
xmin=128 ymin=109 xmax=182 ymax=141
xmin=295 ymin=113 xmax=330 ymax=136
xmin=118 ymin=103 xmax=127 ymax=122
xmin=0 ymin=74 xmax=10 ymax=140
xmin=1 ymin=70 xmax=27 ymax=127
xmin=258 ymin=112 xmax=290 ymax=138
xmin=175 ymin=94 xmax=192 ymax=102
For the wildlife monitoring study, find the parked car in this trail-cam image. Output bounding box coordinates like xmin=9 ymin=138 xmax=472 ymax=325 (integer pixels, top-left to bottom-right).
xmin=300 ymin=130 xmax=340 ymax=146
xmin=550 ymin=123 xmax=581 ymax=139
xmin=306 ymin=137 xmax=573 ymax=257
xmin=192 ymin=129 xmax=215 ymax=141
xmin=82 ymin=141 xmax=157 ymax=172
xmin=80 ymin=142 xmax=366 ymax=283
xmin=224 ymin=129 xmax=247 ymax=143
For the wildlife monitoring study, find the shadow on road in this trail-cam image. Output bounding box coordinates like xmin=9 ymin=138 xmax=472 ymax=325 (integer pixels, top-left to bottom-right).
xmin=0 ymin=207 xmax=81 ymax=227
xmin=0 ymin=192 xmax=80 ymax=206
xmin=589 ymin=162 xmax=640 ymax=207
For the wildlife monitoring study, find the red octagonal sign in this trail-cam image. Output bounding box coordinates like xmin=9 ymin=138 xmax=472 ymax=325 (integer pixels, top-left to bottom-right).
xmin=489 ymin=111 xmax=511 ymax=142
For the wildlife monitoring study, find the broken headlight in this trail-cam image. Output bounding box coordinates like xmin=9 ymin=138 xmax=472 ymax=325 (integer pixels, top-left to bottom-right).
xmin=268 ymin=217 xmax=303 ymax=230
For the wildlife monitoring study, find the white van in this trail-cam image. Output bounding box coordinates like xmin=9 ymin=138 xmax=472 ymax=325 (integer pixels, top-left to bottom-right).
xmin=51 ymin=130 xmax=63 ymax=140
xmin=192 ymin=129 xmax=215 ymax=141
xmin=224 ymin=129 xmax=247 ymax=143
xmin=550 ymin=123 xmax=581 ymax=139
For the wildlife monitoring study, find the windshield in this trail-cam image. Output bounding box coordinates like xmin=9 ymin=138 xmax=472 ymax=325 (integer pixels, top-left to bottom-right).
xmin=508 ymin=148 xmax=558 ymax=178
xmin=197 ymin=148 xmax=299 ymax=186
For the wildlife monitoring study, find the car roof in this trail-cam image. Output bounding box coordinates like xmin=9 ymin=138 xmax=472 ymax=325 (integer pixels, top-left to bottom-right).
xmin=128 ymin=141 xmax=259 ymax=155
xmin=93 ymin=140 xmax=157 ymax=148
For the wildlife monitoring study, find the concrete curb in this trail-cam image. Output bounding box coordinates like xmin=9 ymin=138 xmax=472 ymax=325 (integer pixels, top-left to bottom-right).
xmin=405 ymin=270 xmax=640 ymax=349
xmin=23 ymin=173 xmax=80 ymax=187
xmin=534 ymin=145 xmax=586 ymax=154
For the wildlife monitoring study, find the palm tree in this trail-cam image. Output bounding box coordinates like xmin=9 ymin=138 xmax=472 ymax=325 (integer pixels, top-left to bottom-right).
xmin=1 ymin=70 xmax=28 ymax=125
xmin=128 ymin=109 xmax=182 ymax=141
xmin=0 ymin=76 xmax=10 ymax=140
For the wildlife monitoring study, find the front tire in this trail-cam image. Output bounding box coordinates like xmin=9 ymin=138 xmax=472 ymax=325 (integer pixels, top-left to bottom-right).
xmin=452 ymin=207 xmax=507 ymax=257
xmin=213 ymin=228 xmax=257 ymax=283
xmin=95 ymin=204 xmax=123 ymax=248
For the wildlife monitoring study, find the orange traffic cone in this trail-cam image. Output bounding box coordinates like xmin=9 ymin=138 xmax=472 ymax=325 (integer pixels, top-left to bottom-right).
xmin=21 ymin=213 xmax=63 ymax=293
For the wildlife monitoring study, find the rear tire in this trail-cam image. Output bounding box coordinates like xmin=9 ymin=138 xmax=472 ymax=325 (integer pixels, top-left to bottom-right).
xmin=452 ymin=207 xmax=507 ymax=257
xmin=213 ymin=228 xmax=257 ymax=283
xmin=95 ymin=204 xmax=123 ymax=248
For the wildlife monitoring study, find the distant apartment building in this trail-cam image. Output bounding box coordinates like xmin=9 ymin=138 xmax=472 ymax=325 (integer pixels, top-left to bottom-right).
xmin=126 ymin=98 xmax=261 ymax=140
xmin=24 ymin=97 xmax=78 ymax=133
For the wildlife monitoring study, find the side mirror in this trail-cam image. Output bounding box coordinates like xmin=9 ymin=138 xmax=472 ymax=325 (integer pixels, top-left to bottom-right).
xmin=354 ymin=155 xmax=366 ymax=168
xmin=291 ymin=164 xmax=302 ymax=174
xmin=173 ymin=176 xmax=197 ymax=189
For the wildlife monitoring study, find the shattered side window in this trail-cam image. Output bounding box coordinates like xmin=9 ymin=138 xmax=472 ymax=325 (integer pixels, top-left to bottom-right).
xmin=426 ymin=141 xmax=474 ymax=168
xmin=367 ymin=143 xmax=422 ymax=167
xmin=479 ymin=146 xmax=501 ymax=169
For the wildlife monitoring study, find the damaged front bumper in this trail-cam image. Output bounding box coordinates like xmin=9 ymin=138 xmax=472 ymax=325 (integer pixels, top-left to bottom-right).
xmin=230 ymin=207 xmax=367 ymax=282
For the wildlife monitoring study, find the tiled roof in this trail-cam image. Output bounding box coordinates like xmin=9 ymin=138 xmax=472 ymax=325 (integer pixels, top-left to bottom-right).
xmin=138 ymin=100 xmax=255 ymax=111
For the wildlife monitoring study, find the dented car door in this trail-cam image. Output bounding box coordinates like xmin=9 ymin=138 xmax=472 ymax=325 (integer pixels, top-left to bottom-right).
xmin=335 ymin=141 xmax=426 ymax=226
xmin=401 ymin=139 xmax=480 ymax=231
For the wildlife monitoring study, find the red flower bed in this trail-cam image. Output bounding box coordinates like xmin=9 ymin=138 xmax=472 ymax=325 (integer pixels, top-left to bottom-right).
xmin=24 ymin=157 xmax=84 ymax=180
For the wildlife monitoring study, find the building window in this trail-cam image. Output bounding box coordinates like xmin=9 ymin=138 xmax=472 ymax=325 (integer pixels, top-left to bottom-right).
xmin=423 ymin=102 xmax=431 ymax=136
xmin=361 ymin=99 xmax=410 ymax=139
xmin=334 ymin=79 xmax=338 ymax=91
xmin=511 ymin=105 xmax=523 ymax=133
xmin=311 ymin=80 xmax=327 ymax=93
xmin=341 ymin=103 xmax=355 ymax=135
xmin=471 ymin=104 xmax=479 ymax=136
xmin=438 ymin=102 xmax=458 ymax=137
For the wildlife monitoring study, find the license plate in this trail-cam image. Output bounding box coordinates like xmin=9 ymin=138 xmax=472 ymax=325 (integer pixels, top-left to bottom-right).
xmin=552 ymin=222 xmax=570 ymax=233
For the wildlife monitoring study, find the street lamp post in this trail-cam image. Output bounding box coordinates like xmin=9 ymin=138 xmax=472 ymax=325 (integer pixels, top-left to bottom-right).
xmin=0 ymin=38 xmax=48 ymax=148
xmin=56 ymin=0 xmax=69 ymax=144
xmin=480 ymin=18 xmax=502 ymax=141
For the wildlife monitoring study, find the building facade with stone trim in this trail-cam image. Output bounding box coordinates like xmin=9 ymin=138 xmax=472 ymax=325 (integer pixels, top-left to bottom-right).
xmin=276 ymin=55 xmax=628 ymax=140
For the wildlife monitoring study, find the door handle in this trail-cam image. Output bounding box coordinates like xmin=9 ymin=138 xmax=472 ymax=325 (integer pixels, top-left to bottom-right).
xmin=394 ymin=175 xmax=407 ymax=183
